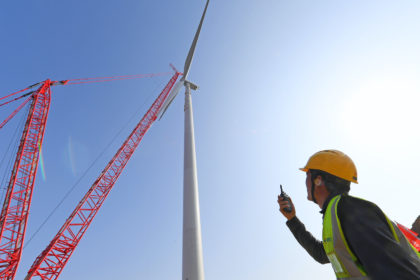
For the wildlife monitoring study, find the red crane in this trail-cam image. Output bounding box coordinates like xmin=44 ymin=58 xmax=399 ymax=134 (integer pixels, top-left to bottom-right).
xmin=25 ymin=70 xmax=181 ymax=280
xmin=0 ymin=79 xmax=66 ymax=279
xmin=397 ymin=223 xmax=420 ymax=252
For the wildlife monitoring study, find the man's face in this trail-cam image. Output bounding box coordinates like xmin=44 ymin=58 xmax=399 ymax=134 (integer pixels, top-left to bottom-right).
xmin=305 ymin=171 xmax=313 ymax=201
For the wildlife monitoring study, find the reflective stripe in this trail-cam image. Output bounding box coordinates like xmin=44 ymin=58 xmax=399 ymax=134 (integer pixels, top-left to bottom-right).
xmin=330 ymin=197 xmax=368 ymax=278
xmin=327 ymin=253 xmax=344 ymax=273
xmin=324 ymin=196 xmax=369 ymax=279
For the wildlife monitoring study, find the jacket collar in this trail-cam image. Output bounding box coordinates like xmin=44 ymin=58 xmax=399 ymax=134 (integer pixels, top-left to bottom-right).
xmin=320 ymin=192 xmax=346 ymax=216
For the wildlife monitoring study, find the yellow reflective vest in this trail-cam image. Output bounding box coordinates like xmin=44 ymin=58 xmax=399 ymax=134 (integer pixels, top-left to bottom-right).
xmin=322 ymin=195 xmax=420 ymax=279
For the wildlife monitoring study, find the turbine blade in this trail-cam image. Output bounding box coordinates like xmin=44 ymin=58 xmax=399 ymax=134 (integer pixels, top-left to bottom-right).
xmin=183 ymin=0 xmax=210 ymax=80
xmin=158 ymin=80 xmax=184 ymax=120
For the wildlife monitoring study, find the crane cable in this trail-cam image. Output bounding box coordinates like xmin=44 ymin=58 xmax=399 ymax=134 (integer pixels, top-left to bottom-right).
xmin=0 ymin=91 xmax=34 ymax=108
xmin=0 ymin=72 xmax=171 ymax=102
xmin=0 ymin=96 xmax=32 ymax=129
xmin=0 ymin=72 xmax=171 ymax=130
xmin=0 ymin=104 xmax=30 ymax=204
xmin=62 ymin=72 xmax=171 ymax=85
xmin=0 ymin=82 xmax=40 ymax=103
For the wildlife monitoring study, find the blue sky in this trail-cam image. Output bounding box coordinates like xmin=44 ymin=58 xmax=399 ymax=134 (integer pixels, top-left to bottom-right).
xmin=1 ymin=0 xmax=420 ymax=279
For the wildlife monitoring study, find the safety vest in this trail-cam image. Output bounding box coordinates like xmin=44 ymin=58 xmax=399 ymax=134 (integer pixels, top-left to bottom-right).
xmin=322 ymin=195 xmax=420 ymax=279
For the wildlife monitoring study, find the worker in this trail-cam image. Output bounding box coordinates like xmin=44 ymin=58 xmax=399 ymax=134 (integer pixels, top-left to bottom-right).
xmin=277 ymin=149 xmax=420 ymax=279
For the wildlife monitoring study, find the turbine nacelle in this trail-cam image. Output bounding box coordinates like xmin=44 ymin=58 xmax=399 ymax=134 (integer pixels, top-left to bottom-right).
xmin=184 ymin=80 xmax=199 ymax=91
xmin=157 ymin=76 xmax=200 ymax=120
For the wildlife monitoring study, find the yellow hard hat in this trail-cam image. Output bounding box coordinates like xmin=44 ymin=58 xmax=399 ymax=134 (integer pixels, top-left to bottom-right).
xmin=300 ymin=150 xmax=358 ymax=184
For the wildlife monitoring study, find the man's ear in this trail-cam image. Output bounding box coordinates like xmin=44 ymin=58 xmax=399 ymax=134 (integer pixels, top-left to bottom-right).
xmin=314 ymin=176 xmax=322 ymax=187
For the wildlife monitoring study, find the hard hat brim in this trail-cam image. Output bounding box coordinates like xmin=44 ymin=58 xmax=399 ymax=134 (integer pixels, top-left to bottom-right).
xmin=299 ymin=167 xmax=358 ymax=184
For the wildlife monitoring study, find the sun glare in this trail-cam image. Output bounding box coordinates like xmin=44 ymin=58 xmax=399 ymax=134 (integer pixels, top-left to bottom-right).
xmin=340 ymin=77 xmax=420 ymax=149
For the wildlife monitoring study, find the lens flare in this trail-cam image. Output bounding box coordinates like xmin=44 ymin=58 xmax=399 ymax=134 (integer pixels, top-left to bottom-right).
xmin=38 ymin=142 xmax=46 ymax=181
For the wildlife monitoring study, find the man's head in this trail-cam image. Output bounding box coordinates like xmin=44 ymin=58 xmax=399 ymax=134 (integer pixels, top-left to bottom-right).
xmin=301 ymin=150 xmax=357 ymax=206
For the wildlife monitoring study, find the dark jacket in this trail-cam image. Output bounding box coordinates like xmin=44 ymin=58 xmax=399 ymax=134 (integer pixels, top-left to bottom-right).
xmin=286 ymin=194 xmax=420 ymax=280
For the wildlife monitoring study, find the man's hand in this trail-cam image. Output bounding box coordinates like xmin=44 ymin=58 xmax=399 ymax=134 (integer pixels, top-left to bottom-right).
xmin=277 ymin=195 xmax=296 ymax=220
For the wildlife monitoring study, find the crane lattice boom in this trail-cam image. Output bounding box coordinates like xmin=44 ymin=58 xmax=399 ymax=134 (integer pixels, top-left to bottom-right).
xmin=0 ymin=80 xmax=53 ymax=280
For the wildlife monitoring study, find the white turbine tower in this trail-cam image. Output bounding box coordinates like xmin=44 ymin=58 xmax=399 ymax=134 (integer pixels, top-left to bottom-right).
xmin=158 ymin=1 xmax=209 ymax=280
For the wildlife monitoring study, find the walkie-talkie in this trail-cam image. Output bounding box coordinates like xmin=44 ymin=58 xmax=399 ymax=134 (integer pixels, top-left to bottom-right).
xmin=280 ymin=184 xmax=292 ymax=213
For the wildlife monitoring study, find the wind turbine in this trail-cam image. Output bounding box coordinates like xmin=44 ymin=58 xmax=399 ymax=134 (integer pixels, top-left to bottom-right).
xmin=157 ymin=1 xmax=210 ymax=280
